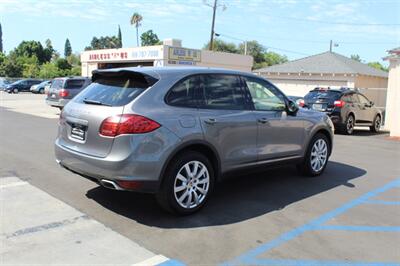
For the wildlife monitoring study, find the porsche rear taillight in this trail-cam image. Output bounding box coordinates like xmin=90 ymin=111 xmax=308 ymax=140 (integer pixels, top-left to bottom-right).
xmin=99 ymin=114 xmax=161 ymax=137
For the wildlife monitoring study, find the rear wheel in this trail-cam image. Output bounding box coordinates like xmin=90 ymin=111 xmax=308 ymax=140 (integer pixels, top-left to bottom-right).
xmin=297 ymin=133 xmax=330 ymax=177
xmin=39 ymin=88 xmax=44 ymax=94
xmin=370 ymin=115 xmax=381 ymax=133
xmin=156 ymin=151 xmax=214 ymax=215
xmin=340 ymin=115 xmax=354 ymax=135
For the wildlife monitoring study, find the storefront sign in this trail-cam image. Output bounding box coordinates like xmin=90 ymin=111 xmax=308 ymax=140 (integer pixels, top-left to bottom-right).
xmin=86 ymin=48 xmax=161 ymax=62
xmin=168 ymin=47 xmax=201 ymax=62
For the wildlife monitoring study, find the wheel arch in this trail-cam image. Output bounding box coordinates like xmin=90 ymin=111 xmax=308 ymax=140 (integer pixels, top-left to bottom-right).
xmin=158 ymin=140 xmax=221 ymax=186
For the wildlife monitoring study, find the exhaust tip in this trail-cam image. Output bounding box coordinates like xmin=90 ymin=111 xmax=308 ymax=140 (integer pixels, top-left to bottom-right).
xmin=100 ymin=179 xmax=122 ymax=190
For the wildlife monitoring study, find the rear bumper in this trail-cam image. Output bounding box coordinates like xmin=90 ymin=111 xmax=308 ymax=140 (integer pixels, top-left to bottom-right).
xmin=54 ymin=128 xmax=181 ymax=193
xmin=46 ymin=98 xmax=69 ymax=108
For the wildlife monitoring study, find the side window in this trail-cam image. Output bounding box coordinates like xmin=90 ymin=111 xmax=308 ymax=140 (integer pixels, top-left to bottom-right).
xmin=358 ymin=94 xmax=370 ymax=105
xmin=243 ymin=77 xmax=286 ymax=111
xmin=351 ymin=94 xmax=360 ymax=103
xmin=166 ymin=76 xmax=198 ymax=108
xmin=342 ymin=95 xmax=352 ymax=103
xmin=199 ymin=74 xmax=246 ymax=110
xmin=65 ymin=79 xmax=85 ymax=89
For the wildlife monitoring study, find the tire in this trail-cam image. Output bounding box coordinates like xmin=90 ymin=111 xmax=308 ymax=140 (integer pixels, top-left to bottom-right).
xmin=340 ymin=115 xmax=355 ymax=135
xmin=39 ymin=88 xmax=44 ymax=94
xmin=156 ymin=151 xmax=214 ymax=215
xmin=370 ymin=115 xmax=381 ymax=133
xmin=13 ymin=88 xmax=19 ymax=94
xmin=297 ymin=133 xmax=330 ymax=177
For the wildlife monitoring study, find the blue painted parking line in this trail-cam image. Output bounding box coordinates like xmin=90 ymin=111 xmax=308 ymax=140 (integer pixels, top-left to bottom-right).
xmin=231 ymin=258 xmax=400 ymax=266
xmin=315 ymin=225 xmax=400 ymax=232
xmin=157 ymin=259 xmax=186 ymax=266
xmin=363 ymin=200 xmax=400 ymax=205
xmin=222 ymin=178 xmax=400 ymax=266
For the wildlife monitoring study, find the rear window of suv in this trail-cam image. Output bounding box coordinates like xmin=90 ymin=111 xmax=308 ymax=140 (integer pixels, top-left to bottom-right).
xmin=74 ymin=75 xmax=156 ymax=107
xmin=65 ymin=79 xmax=85 ymax=89
xmin=304 ymin=90 xmax=341 ymax=101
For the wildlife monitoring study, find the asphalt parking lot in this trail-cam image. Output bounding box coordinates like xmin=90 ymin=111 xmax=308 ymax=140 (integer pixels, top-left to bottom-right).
xmin=1 ymin=92 xmax=399 ymax=265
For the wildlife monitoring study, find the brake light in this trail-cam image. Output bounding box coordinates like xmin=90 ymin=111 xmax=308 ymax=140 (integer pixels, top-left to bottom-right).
xmin=99 ymin=114 xmax=161 ymax=137
xmin=299 ymin=99 xmax=305 ymax=107
xmin=334 ymin=100 xmax=345 ymax=108
xmin=116 ymin=180 xmax=142 ymax=190
xmin=59 ymin=89 xmax=69 ymax=98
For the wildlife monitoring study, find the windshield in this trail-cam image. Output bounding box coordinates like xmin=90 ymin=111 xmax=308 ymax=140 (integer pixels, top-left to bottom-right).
xmin=74 ymin=75 xmax=156 ymax=107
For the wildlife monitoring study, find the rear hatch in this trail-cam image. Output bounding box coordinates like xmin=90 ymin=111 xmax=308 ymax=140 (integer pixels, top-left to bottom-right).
xmin=58 ymin=71 xmax=158 ymax=158
xmin=47 ymin=78 xmax=65 ymax=102
xmin=304 ymin=89 xmax=341 ymax=112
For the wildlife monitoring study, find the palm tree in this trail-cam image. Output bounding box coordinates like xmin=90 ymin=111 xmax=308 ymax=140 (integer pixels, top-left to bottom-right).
xmin=130 ymin=12 xmax=143 ymax=47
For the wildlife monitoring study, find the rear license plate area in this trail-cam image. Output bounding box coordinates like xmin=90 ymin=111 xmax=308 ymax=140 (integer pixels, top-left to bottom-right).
xmin=312 ymin=103 xmax=325 ymax=111
xmin=70 ymin=124 xmax=87 ymax=141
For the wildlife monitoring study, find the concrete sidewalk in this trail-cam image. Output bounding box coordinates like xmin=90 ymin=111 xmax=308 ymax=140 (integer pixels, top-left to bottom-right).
xmin=0 ymin=176 xmax=173 ymax=265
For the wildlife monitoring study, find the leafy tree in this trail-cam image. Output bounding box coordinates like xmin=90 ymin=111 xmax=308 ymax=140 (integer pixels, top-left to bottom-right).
xmin=0 ymin=23 xmax=3 ymax=53
xmin=117 ymin=25 xmax=122 ymax=48
xmin=55 ymin=58 xmax=71 ymax=71
xmin=130 ymin=12 xmax=143 ymax=46
xmin=350 ymin=54 xmax=362 ymax=62
xmin=0 ymin=57 xmax=23 ymax=77
xmin=263 ymin=52 xmax=288 ymax=67
xmin=141 ymin=30 xmax=161 ymax=46
xmin=17 ymin=55 xmax=40 ymax=77
xmin=84 ymin=36 xmax=121 ymax=50
xmin=12 ymin=41 xmax=47 ymax=64
xmin=239 ymin=40 xmax=266 ymax=69
xmin=66 ymin=53 xmax=80 ymax=66
xmin=64 ymin=38 xmax=72 ymax=57
xmin=70 ymin=66 xmax=81 ymax=76
xmin=43 ymin=39 xmax=55 ymax=62
xmin=38 ymin=62 xmax=60 ymax=79
xmin=203 ymin=39 xmax=238 ymax=53
xmin=367 ymin=61 xmax=388 ymax=72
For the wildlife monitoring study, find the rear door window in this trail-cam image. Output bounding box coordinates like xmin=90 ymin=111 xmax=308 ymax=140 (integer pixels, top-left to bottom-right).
xmin=166 ymin=76 xmax=198 ymax=108
xmin=74 ymin=75 xmax=156 ymax=107
xmin=198 ymin=74 xmax=247 ymax=110
xmin=65 ymin=79 xmax=85 ymax=89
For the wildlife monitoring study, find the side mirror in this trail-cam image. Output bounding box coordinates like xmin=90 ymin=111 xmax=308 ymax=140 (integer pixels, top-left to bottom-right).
xmin=287 ymin=99 xmax=299 ymax=115
xmin=370 ymin=101 xmax=374 ymax=106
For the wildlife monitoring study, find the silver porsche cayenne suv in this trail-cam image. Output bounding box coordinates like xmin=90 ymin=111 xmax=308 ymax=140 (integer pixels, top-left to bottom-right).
xmin=55 ymin=67 xmax=334 ymax=215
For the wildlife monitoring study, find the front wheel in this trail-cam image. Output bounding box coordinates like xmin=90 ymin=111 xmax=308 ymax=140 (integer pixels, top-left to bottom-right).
xmin=297 ymin=133 xmax=330 ymax=177
xmin=13 ymin=88 xmax=19 ymax=94
xmin=370 ymin=115 xmax=381 ymax=133
xmin=156 ymin=151 xmax=214 ymax=215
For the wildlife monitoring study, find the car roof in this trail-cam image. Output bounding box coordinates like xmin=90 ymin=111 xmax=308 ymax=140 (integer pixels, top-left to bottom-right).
xmin=92 ymin=66 xmax=257 ymax=80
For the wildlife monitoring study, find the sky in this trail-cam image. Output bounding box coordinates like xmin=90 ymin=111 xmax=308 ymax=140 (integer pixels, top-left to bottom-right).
xmin=1 ymin=0 xmax=399 ymax=66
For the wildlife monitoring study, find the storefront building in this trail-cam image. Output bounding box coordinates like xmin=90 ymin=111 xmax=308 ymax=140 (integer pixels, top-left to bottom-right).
xmin=81 ymin=39 xmax=253 ymax=77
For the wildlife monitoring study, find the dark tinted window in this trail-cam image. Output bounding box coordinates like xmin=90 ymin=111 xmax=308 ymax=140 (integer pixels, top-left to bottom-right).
xmin=199 ymin=74 xmax=246 ymax=110
xmin=166 ymin=76 xmax=198 ymax=107
xmin=74 ymin=75 xmax=155 ymax=107
xmin=65 ymin=79 xmax=85 ymax=89
xmin=304 ymin=90 xmax=341 ymax=101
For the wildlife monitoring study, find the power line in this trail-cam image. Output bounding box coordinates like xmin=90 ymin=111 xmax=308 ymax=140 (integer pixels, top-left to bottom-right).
xmin=266 ymin=15 xmax=400 ymax=27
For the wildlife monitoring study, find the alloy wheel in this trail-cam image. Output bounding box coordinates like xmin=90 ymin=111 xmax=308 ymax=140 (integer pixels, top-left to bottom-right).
xmin=375 ymin=116 xmax=381 ymax=131
xmin=346 ymin=116 xmax=354 ymax=134
xmin=310 ymin=139 xmax=328 ymax=172
xmin=174 ymin=160 xmax=210 ymax=209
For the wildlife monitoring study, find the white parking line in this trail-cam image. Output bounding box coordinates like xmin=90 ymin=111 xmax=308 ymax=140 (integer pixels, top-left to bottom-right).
xmin=0 ymin=176 xmax=168 ymax=265
xmin=132 ymin=255 xmax=169 ymax=266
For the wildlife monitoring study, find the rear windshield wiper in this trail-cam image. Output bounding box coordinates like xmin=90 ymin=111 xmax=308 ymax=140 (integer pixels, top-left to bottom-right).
xmin=83 ymin=99 xmax=112 ymax=106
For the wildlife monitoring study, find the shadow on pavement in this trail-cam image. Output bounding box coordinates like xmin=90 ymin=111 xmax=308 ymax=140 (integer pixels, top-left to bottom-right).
xmin=86 ymin=161 xmax=366 ymax=228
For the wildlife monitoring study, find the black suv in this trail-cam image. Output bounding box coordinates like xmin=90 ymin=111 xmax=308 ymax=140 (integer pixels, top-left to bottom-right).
xmin=5 ymin=79 xmax=42 ymax=93
xmin=302 ymin=88 xmax=382 ymax=135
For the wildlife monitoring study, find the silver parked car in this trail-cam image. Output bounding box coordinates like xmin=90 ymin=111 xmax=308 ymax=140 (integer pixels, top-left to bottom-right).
xmin=55 ymin=67 xmax=334 ymax=214
xmin=46 ymin=77 xmax=91 ymax=109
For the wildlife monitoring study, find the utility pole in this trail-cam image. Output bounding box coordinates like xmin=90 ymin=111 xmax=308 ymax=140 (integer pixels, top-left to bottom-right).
xmin=330 ymin=40 xmax=332 ymax=52
xmin=209 ymin=0 xmax=217 ymax=51
xmin=244 ymin=41 xmax=247 ymax=55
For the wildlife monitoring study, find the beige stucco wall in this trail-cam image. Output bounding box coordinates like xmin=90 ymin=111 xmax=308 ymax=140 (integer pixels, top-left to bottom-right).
xmin=256 ymin=73 xmax=355 ymax=96
xmin=384 ymin=56 xmax=400 ymax=137
xmin=355 ymin=75 xmax=388 ymax=88
xmin=196 ymin=50 xmax=253 ymax=72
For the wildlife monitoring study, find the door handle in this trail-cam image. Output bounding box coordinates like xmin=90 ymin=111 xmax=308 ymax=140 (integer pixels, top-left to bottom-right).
xmin=258 ymin=118 xmax=268 ymax=124
xmin=204 ymin=118 xmax=217 ymax=125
